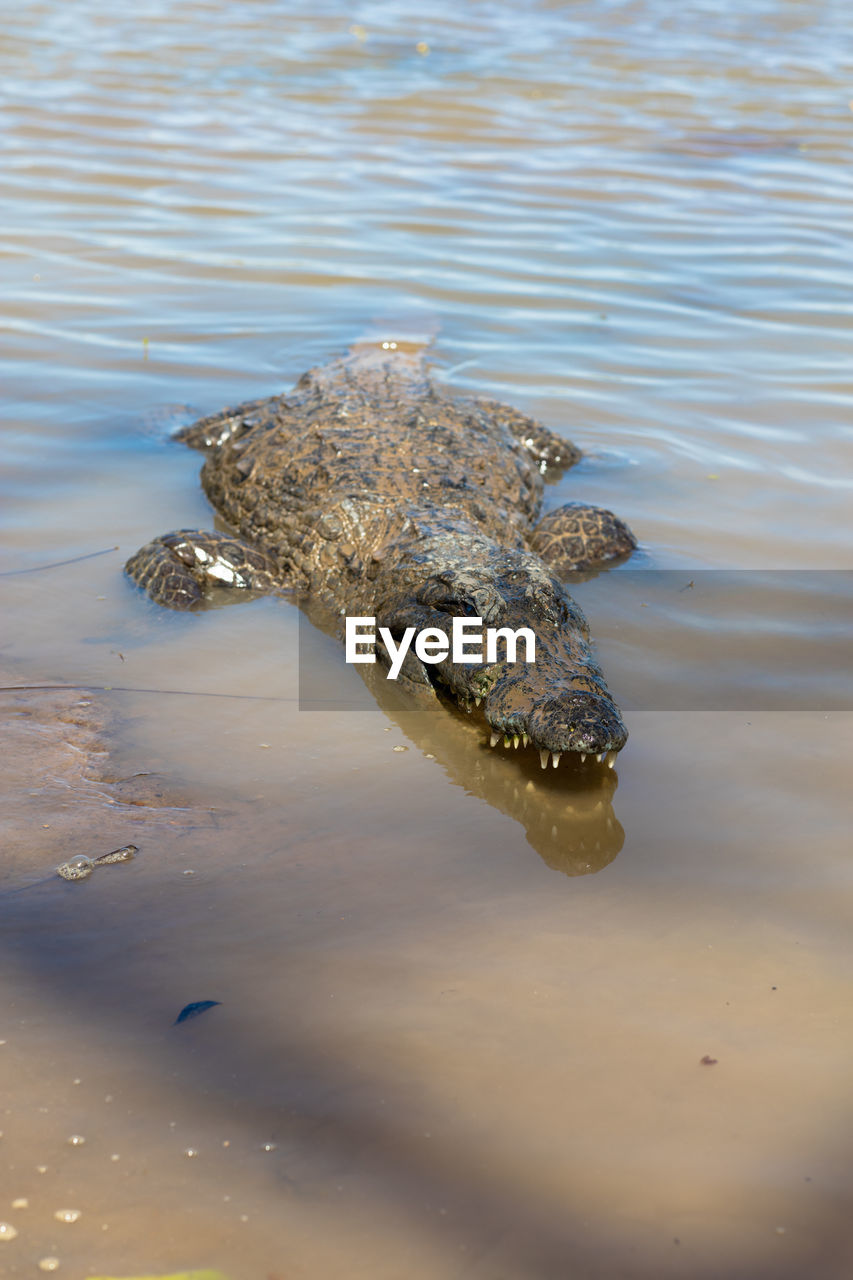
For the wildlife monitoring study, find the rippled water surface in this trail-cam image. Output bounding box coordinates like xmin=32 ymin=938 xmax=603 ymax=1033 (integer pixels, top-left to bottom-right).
xmin=2 ymin=2 xmax=853 ymax=1277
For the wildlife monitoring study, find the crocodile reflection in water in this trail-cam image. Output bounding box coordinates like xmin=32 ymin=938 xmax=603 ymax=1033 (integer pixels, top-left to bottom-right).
xmin=126 ymin=342 xmax=637 ymax=768
xmin=360 ymin=660 xmax=624 ymax=876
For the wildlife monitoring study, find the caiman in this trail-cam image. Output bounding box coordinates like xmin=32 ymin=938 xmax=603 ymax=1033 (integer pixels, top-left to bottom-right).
xmin=126 ymin=344 xmax=637 ymax=767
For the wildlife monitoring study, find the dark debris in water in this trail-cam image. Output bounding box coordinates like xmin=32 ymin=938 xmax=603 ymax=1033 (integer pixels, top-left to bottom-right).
xmin=174 ymin=1000 xmax=221 ymax=1026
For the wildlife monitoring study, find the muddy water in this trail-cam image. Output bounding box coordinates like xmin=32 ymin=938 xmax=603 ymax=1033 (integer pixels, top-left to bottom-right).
xmin=2 ymin=1 xmax=853 ymax=1277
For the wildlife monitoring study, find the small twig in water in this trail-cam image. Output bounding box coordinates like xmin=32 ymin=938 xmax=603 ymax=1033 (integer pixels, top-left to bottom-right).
xmin=0 ymin=683 xmax=297 ymax=703
xmin=0 ymin=547 xmax=120 ymax=577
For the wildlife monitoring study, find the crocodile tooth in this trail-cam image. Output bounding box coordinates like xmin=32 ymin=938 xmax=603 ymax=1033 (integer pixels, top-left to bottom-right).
xmin=475 ymin=697 xmax=481 ymax=707
xmin=596 ymin=752 xmax=605 ymax=763
xmin=606 ymin=750 xmax=618 ymax=768
xmin=490 ymin=732 xmax=500 ymax=748
xmin=551 ymin=824 xmax=558 ymax=838
xmin=580 ymin=753 xmax=587 ymax=764
xmin=539 ymin=750 xmax=549 ymax=769
xmin=503 ymin=736 xmax=511 ymax=749
xmin=525 ymin=780 xmax=535 ymax=792
xmin=513 ymin=735 xmax=520 ymax=749
xmin=522 ymin=733 xmax=529 ymax=747
xmin=552 ymin=752 xmax=561 ymax=768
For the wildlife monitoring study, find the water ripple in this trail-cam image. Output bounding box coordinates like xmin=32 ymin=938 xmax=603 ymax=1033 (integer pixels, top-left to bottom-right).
xmin=1 ymin=0 xmax=852 ymax=569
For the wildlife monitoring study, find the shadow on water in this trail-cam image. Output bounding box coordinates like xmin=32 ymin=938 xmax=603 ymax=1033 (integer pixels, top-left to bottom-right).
xmin=2 ymin=636 xmax=853 ymax=1275
xmin=1 ymin=828 xmax=848 ymax=1280
xmin=0 ymin=895 xmax=594 ymax=1280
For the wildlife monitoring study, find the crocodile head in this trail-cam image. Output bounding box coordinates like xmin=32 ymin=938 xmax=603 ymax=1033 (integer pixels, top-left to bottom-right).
xmin=373 ymin=548 xmax=628 ymax=769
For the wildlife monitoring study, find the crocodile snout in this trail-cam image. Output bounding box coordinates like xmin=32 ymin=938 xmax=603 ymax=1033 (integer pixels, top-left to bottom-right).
xmin=479 ymin=678 xmax=628 ymax=768
xmin=524 ymin=691 xmax=628 ymax=761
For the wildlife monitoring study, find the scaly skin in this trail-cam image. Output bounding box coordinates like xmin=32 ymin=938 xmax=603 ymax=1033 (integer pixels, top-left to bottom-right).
xmin=126 ymin=345 xmax=637 ymax=765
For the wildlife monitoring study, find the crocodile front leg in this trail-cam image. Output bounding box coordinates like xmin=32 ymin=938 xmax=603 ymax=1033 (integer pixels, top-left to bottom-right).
xmin=470 ymin=397 xmax=581 ymax=472
xmin=529 ymin=503 xmax=637 ymax=574
xmin=125 ymin=529 xmax=280 ymax=609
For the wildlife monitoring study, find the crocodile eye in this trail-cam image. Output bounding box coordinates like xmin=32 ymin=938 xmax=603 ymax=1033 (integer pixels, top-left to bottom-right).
xmin=417 ymin=574 xmax=505 ymax=624
xmin=439 ymin=597 xmax=479 ymax=618
xmin=417 ymin=587 xmax=478 ymax=618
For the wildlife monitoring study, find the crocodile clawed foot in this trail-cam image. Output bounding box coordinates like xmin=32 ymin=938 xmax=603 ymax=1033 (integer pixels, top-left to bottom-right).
xmin=125 ymin=529 xmax=280 ymax=610
xmin=530 ymin=503 xmax=637 ymax=575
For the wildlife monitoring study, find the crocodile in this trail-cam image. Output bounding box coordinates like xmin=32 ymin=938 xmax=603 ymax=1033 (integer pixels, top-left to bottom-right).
xmin=126 ymin=343 xmax=637 ymax=767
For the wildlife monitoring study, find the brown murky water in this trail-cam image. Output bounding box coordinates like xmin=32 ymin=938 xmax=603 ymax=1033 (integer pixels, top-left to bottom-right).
xmin=2 ymin=2 xmax=853 ymax=1277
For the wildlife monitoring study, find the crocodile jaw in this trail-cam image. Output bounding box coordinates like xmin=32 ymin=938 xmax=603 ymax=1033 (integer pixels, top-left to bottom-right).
xmin=449 ymin=675 xmax=628 ymax=767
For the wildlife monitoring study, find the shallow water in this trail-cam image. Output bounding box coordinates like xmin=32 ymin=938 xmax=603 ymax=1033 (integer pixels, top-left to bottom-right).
xmin=2 ymin=1 xmax=853 ymax=1276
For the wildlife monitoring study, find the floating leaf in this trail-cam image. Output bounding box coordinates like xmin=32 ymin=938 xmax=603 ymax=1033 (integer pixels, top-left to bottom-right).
xmin=174 ymin=1000 xmax=221 ymax=1026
